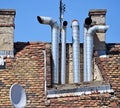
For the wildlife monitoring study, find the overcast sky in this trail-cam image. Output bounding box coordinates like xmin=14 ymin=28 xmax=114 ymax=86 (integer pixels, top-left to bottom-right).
xmin=0 ymin=0 xmax=120 ymax=43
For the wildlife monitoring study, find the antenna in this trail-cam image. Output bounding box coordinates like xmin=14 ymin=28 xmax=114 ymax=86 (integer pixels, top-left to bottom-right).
xmin=9 ymin=84 xmax=26 ymax=108
xmin=59 ymin=0 xmax=66 ymax=42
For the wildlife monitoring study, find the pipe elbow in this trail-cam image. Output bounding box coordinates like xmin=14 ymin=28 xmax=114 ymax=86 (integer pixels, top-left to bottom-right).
xmin=95 ymin=25 xmax=109 ymax=31
xmin=37 ymin=16 xmax=58 ymax=27
xmin=88 ymin=25 xmax=109 ymax=34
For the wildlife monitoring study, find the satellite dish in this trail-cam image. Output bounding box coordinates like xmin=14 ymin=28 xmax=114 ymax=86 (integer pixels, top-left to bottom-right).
xmin=9 ymin=84 xmax=26 ymax=108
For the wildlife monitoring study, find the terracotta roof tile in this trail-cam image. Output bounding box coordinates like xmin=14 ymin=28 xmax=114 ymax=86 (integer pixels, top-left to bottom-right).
xmin=0 ymin=42 xmax=119 ymax=107
xmin=95 ymin=43 xmax=120 ymax=107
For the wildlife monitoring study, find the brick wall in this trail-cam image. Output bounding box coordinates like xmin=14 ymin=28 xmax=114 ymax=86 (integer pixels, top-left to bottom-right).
xmin=46 ymin=43 xmax=119 ymax=108
xmin=0 ymin=42 xmax=48 ymax=107
xmin=66 ymin=44 xmax=84 ymax=83
xmin=95 ymin=44 xmax=120 ymax=107
xmin=47 ymin=92 xmax=117 ymax=108
xmin=0 ymin=42 xmax=119 ymax=107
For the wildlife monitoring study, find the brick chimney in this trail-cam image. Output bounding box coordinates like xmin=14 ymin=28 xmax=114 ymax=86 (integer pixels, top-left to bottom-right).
xmin=89 ymin=9 xmax=107 ymax=55
xmin=0 ymin=9 xmax=16 ymax=57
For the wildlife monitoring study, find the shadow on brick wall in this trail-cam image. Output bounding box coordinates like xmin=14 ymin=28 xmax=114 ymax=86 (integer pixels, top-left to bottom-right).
xmin=14 ymin=42 xmax=30 ymax=55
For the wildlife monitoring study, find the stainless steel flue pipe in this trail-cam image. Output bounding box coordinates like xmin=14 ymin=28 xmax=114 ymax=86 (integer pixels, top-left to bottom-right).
xmin=61 ymin=21 xmax=68 ymax=84
xmin=71 ymin=20 xmax=80 ymax=83
xmin=37 ymin=16 xmax=59 ymax=84
xmin=84 ymin=25 xmax=109 ymax=82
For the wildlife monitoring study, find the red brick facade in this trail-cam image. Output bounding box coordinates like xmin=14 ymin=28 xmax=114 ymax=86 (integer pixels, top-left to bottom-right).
xmin=0 ymin=42 xmax=119 ymax=107
xmin=0 ymin=42 xmax=47 ymax=107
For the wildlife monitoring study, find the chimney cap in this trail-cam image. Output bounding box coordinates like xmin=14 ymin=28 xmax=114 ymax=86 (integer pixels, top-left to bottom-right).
xmin=89 ymin=9 xmax=107 ymax=16
xmin=0 ymin=9 xmax=16 ymax=15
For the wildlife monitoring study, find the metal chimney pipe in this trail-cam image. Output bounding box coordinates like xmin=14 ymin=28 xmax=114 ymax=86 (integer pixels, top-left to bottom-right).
xmin=37 ymin=16 xmax=59 ymax=84
xmin=83 ymin=27 xmax=87 ymax=82
xmin=85 ymin=25 xmax=109 ymax=82
xmin=84 ymin=17 xmax=92 ymax=82
xmin=61 ymin=21 xmax=68 ymax=84
xmin=71 ymin=20 xmax=80 ymax=83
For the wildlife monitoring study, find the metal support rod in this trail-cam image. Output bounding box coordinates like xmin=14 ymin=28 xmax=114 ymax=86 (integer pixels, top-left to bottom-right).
xmin=59 ymin=0 xmax=66 ymax=42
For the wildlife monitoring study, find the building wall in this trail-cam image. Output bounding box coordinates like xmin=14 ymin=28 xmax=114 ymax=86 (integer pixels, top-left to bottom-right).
xmin=0 ymin=42 xmax=119 ymax=107
xmin=47 ymin=93 xmax=117 ymax=108
xmin=66 ymin=44 xmax=84 ymax=83
xmin=89 ymin=9 xmax=107 ymax=51
xmin=0 ymin=42 xmax=47 ymax=107
xmin=0 ymin=9 xmax=15 ymax=57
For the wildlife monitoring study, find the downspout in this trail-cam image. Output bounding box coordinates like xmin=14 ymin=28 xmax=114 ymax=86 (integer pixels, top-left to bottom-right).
xmin=43 ymin=50 xmax=47 ymax=95
xmin=85 ymin=25 xmax=109 ymax=82
xmin=37 ymin=16 xmax=59 ymax=84
xmin=71 ymin=20 xmax=80 ymax=83
xmin=61 ymin=21 xmax=68 ymax=84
